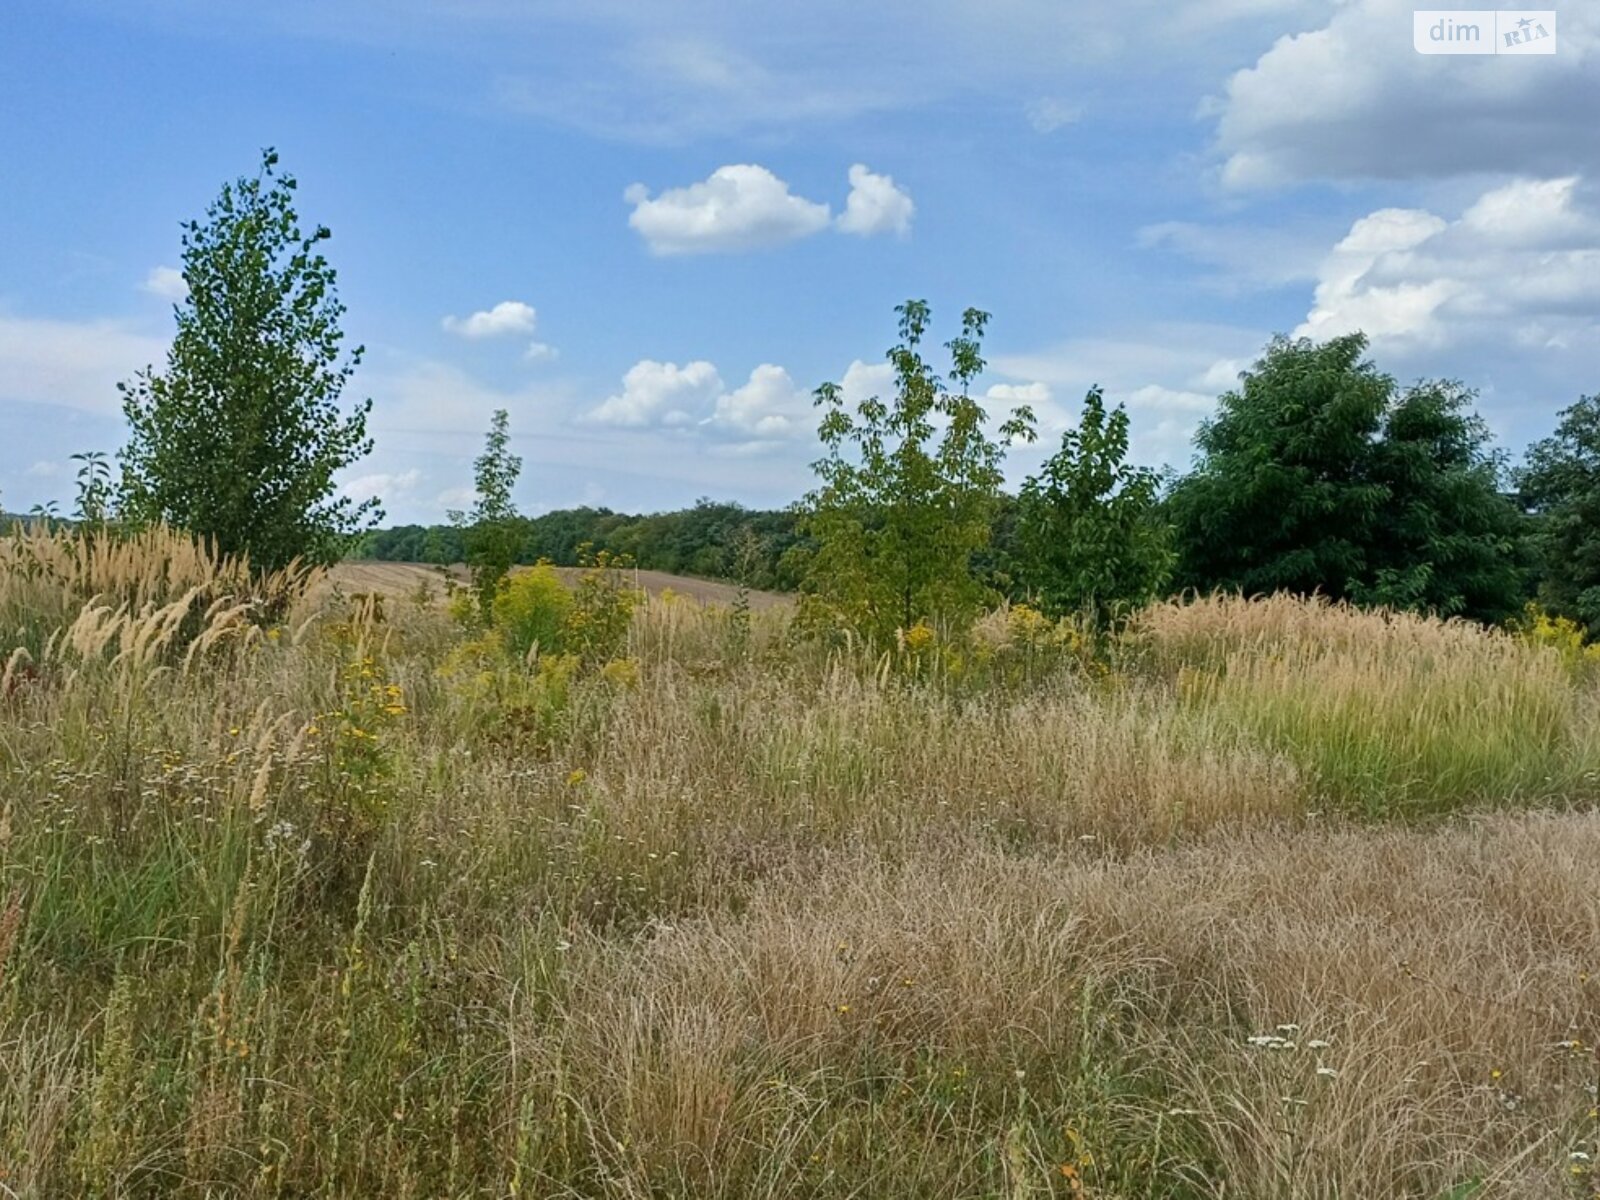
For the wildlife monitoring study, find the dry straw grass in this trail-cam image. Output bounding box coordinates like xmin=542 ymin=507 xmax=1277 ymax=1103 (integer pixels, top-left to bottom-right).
xmin=2 ymin=528 xmax=1599 ymax=1197
xmin=541 ymin=812 xmax=1600 ymax=1196
xmin=1132 ymin=592 xmax=1600 ymax=813
xmin=0 ymin=521 xmax=316 ymax=659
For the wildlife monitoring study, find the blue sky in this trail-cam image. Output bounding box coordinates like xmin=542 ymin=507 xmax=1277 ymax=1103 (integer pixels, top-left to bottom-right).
xmin=3 ymin=0 xmax=1597 ymax=523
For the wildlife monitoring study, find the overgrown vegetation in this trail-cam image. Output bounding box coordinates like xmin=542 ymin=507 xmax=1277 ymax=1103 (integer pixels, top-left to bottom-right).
xmin=13 ymin=149 xmax=1596 ymax=640
xmin=13 ymin=151 xmax=1600 ymax=1199
xmin=4 ymin=524 xmax=1600 ymax=1196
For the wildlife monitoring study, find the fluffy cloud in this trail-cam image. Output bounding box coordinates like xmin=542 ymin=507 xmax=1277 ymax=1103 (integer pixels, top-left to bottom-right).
xmin=707 ymin=364 xmax=812 ymax=439
xmin=1211 ymin=0 xmax=1600 ymax=186
xmin=627 ymin=163 xmax=913 ymax=253
xmin=586 ymin=359 xmax=723 ymax=426
xmin=104 ymin=2 xmax=1355 ymax=148
xmin=626 ymin=165 xmax=832 ymax=255
xmin=584 ymin=359 xmax=822 ymax=449
xmin=25 ymin=459 xmax=60 ymax=477
xmin=141 ymin=266 xmax=188 ymax=300
xmin=433 ymin=486 xmax=477 ymax=511
xmin=835 ymin=164 xmax=914 ymax=237
xmin=442 ymin=300 xmax=539 ymax=339
xmin=1295 ymin=177 xmax=1600 ymax=351
xmin=838 ymin=359 xmax=895 ymax=406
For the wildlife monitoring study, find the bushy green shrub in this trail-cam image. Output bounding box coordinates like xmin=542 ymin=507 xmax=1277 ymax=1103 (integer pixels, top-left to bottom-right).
xmin=491 ymin=562 xmax=573 ymax=659
xmin=480 ymin=552 xmax=640 ymax=667
xmin=1513 ymin=601 xmax=1600 ymax=674
xmin=565 ymin=548 xmax=640 ymax=663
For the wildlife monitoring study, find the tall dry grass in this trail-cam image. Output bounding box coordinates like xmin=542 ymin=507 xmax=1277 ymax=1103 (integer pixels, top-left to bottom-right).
xmin=1131 ymin=592 xmax=1600 ymax=813
xmin=0 ymin=521 xmax=316 ymax=661
xmin=2 ymin=529 xmax=1599 ymax=1196
xmin=535 ymin=813 xmax=1600 ymax=1196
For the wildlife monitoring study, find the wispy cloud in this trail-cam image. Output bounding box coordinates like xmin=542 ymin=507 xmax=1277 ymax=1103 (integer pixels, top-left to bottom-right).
xmin=0 ymin=315 xmax=166 ymax=417
xmin=140 ymin=265 xmax=188 ymax=300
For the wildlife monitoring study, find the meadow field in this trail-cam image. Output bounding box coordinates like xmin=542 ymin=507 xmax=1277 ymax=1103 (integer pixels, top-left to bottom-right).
xmin=2 ymin=525 xmax=1599 ymax=1198
xmin=319 ymin=561 xmax=791 ymax=612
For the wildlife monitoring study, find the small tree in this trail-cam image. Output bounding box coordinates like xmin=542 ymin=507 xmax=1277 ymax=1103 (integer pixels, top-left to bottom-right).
xmin=1518 ymin=395 xmax=1600 ymax=635
xmin=118 ymin=148 xmax=378 ymax=572
xmin=451 ymin=408 xmax=524 ymax=619
xmin=1016 ymin=387 xmax=1172 ymax=624
xmin=800 ymin=299 xmax=1035 ymax=641
xmin=70 ymin=451 xmax=114 ymax=528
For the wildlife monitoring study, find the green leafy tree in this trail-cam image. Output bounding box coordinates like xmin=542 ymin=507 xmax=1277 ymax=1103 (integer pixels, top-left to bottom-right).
xmin=1017 ymin=386 xmax=1173 ymax=624
xmin=421 ymin=524 xmax=455 ymax=566
xmin=800 ymin=299 xmax=1035 ymax=640
xmin=117 ymin=148 xmax=377 ymax=573
xmin=451 ymin=408 xmax=524 ymax=619
xmin=1517 ymin=395 xmax=1600 ymax=635
xmin=1167 ymin=333 xmax=1525 ymax=623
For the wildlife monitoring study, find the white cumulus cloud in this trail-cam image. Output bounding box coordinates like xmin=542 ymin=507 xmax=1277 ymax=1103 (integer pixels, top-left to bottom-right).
xmin=1210 ymin=0 xmax=1600 ymax=186
xmin=835 ymin=164 xmax=914 ymax=238
xmin=707 ymin=364 xmax=812 ymax=439
xmin=991 ymin=323 xmax=1270 ymax=467
xmin=586 ymin=359 xmax=724 ymax=427
xmin=584 ymin=358 xmax=831 ymax=451
xmin=626 ymin=165 xmax=832 ymax=255
xmin=1295 ymin=177 xmax=1600 ymax=351
xmin=442 ymin=300 xmax=539 ymax=339
xmin=838 ymin=359 xmax=895 ymax=407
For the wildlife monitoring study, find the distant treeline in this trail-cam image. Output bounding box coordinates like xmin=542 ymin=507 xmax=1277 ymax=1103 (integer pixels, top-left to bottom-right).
xmin=351 ymin=500 xmax=810 ymax=591
xmin=351 ymin=496 xmax=1050 ymax=598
